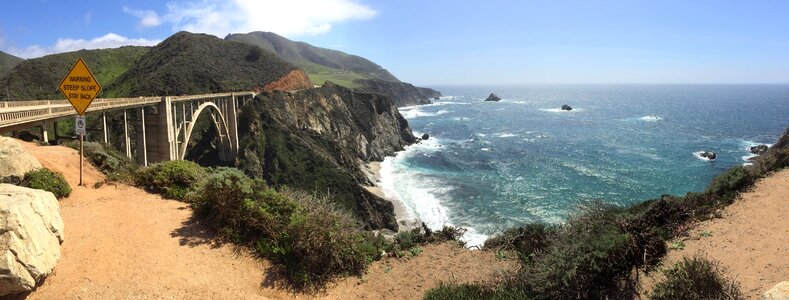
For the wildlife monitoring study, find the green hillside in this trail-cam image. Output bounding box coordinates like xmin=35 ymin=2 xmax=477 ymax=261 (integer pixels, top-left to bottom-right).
xmin=104 ymin=32 xmax=299 ymax=97
xmin=0 ymin=51 xmax=24 ymax=77
xmin=226 ymin=31 xmax=399 ymax=88
xmin=0 ymin=46 xmax=149 ymax=100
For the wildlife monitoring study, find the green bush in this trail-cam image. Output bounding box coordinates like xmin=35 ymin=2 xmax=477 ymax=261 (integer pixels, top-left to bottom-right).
xmin=190 ymin=168 xmax=380 ymax=287
xmin=484 ymin=224 xmax=557 ymax=263
xmin=707 ymin=166 xmax=754 ymax=197
xmin=650 ymin=255 xmax=742 ymax=300
xmin=22 ymin=168 xmax=72 ymax=199
xmin=135 ymin=160 xmax=206 ymax=200
xmin=65 ymin=141 xmax=137 ymax=182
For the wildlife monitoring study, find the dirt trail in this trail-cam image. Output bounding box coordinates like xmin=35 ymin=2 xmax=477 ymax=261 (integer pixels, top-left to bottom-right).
xmin=18 ymin=142 xmax=516 ymax=299
xmin=644 ymin=168 xmax=789 ymax=299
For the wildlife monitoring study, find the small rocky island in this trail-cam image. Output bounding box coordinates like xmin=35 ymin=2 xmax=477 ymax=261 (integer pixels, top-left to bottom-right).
xmin=700 ymin=151 xmax=717 ymax=160
xmin=484 ymin=93 xmax=501 ymax=102
xmin=561 ymin=104 xmax=573 ymax=111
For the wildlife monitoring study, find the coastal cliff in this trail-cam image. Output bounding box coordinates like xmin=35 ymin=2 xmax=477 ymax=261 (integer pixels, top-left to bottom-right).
xmin=354 ymin=79 xmax=442 ymax=107
xmin=235 ymin=82 xmax=416 ymax=230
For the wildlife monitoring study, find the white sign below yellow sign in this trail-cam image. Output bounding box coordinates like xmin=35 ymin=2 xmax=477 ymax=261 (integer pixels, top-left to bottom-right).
xmin=58 ymin=58 xmax=101 ymax=115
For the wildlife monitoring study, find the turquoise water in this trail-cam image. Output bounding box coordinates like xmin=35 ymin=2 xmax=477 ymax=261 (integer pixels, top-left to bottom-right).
xmin=379 ymin=85 xmax=789 ymax=246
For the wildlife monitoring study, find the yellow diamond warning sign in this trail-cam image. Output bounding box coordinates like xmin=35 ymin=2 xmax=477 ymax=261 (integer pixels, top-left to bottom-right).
xmin=59 ymin=58 xmax=101 ymax=115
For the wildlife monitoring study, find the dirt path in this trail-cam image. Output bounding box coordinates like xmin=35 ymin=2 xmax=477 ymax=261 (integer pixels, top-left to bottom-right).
xmin=18 ymin=142 xmax=516 ymax=299
xmin=644 ymin=168 xmax=789 ymax=299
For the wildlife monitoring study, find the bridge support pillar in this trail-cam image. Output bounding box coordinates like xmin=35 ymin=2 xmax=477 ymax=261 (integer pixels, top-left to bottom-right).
xmin=123 ymin=110 xmax=131 ymax=159
xmin=135 ymin=107 xmax=148 ymax=166
xmin=228 ymin=94 xmax=239 ymax=156
xmin=39 ymin=122 xmax=49 ymax=144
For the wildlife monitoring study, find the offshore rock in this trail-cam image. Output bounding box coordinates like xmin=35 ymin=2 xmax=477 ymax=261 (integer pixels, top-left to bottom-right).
xmin=0 ymin=184 xmax=64 ymax=296
xmin=484 ymin=93 xmax=501 ymax=102
xmin=561 ymin=104 xmax=573 ymax=111
xmin=700 ymin=151 xmax=717 ymax=160
xmin=422 ymin=133 xmax=430 ymax=140
xmin=0 ymin=137 xmax=42 ymax=184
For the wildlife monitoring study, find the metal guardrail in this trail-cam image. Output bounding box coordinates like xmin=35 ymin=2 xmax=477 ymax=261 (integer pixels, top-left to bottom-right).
xmin=0 ymin=91 xmax=255 ymax=130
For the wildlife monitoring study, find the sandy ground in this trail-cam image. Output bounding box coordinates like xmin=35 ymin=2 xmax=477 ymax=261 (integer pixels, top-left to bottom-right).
xmin=13 ymin=142 xmax=517 ymax=299
xmin=642 ymin=168 xmax=789 ymax=299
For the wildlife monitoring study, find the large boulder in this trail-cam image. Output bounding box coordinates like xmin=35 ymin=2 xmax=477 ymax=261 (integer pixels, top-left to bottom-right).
xmin=0 ymin=137 xmax=42 ymax=184
xmin=764 ymin=281 xmax=789 ymax=300
xmin=561 ymin=104 xmax=573 ymax=111
xmin=750 ymin=144 xmax=770 ymax=155
xmin=0 ymin=184 xmax=64 ymax=296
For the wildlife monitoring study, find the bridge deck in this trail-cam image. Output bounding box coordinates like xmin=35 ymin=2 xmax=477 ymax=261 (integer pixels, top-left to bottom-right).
xmin=0 ymin=92 xmax=254 ymax=132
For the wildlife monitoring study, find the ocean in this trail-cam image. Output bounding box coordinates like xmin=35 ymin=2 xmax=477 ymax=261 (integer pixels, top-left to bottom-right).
xmin=379 ymin=84 xmax=789 ymax=247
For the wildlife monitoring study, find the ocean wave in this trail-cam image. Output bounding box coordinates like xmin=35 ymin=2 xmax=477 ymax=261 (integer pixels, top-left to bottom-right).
xmin=399 ymin=101 xmax=468 ymax=110
xmin=495 ymin=132 xmax=518 ymax=138
xmin=639 ymin=115 xmax=662 ymax=121
xmin=400 ymin=108 xmax=452 ymax=119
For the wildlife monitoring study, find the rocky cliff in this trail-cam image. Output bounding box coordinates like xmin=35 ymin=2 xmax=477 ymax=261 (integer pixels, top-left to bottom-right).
xmin=235 ymin=82 xmax=416 ymax=230
xmin=354 ymin=79 xmax=442 ymax=107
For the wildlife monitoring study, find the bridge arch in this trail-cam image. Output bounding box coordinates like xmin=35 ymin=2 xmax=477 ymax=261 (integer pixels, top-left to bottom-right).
xmin=178 ymin=101 xmax=232 ymax=160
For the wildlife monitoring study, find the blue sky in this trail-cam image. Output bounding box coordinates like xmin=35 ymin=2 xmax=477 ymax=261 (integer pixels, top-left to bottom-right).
xmin=1 ymin=0 xmax=788 ymax=85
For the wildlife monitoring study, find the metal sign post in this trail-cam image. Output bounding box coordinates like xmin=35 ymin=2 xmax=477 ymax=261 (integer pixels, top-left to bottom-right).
xmin=59 ymin=58 xmax=101 ymax=187
xmin=75 ymin=116 xmax=87 ymax=186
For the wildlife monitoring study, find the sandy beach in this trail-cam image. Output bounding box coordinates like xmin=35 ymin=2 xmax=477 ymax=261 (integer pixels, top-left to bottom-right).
xmin=362 ymin=161 xmax=416 ymax=232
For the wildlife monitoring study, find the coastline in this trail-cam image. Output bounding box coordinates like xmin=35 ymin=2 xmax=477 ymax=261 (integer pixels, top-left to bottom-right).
xmin=362 ymin=161 xmax=417 ymax=232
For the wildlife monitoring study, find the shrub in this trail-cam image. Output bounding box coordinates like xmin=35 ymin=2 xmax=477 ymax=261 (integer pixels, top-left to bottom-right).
xmin=135 ymin=160 xmax=206 ymax=200
xmin=484 ymin=224 xmax=557 ymax=263
xmin=66 ymin=141 xmax=136 ymax=181
xmin=707 ymin=166 xmax=754 ymax=197
xmin=650 ymin=255 xmax=742 ymax=300
xmin=22 ymin=168 xmax=72 ymax=199
xmin=191 ymin=168 xmax=379 ymax=287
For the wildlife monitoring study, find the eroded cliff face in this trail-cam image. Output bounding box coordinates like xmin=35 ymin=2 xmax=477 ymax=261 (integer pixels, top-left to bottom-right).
xmin=354 ymin=79 xmax=442 ymax=107
xmin=263 ymin=69 xmax=313 ymax=92
xmin=235 ymin=82 xmax=415 ymax=230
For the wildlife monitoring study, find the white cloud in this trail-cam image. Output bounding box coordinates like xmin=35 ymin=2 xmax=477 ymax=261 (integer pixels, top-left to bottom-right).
xmin=5 ymin=33 xmax=161 ymax=59
xmin=162 ymin=0 xmax=376 ymax=37
xmin=123 ymin=7 xmax=163 ymax=28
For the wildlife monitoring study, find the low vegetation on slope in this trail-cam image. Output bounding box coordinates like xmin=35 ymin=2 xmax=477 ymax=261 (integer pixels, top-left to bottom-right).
xmin=426 ymin=127 xmax=789 ymax=299
xmin=0 ymin=50 xmax=24 ymax=78
xmin=226 ymin=31 xmax=399 ymax=87
xmin=104 ymin=32 xmax=307 ymax=97
xmin=129 ymin=160 xmax=461 ymax=288
xmin=0 ymin=46 xmax=149 ymax=100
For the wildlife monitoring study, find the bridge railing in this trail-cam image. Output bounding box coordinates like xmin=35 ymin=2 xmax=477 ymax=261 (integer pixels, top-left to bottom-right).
xmin=0 ymin=91 xmax=256 ymax=130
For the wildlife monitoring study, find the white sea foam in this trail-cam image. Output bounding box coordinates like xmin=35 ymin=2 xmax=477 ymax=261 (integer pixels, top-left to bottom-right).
xmin=495 ymin=132 xmax=518 ymax=138
xmin=400 ymin=108 xmax=452 ymax=119
xmin=639 ymin=115 xmax=663 ymax=121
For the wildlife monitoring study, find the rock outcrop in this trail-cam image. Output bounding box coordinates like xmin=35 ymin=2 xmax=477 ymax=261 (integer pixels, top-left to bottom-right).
xmin=354 ymin=79 xmax=441 ymax=107
xmin=0 ymin=184 xmax=64 ymax=296
xmin=561 ymin=104 xmax=573 ymax=111
xmin=421 ymin=133 xmax=430 ymax=140
xmin=750 ymin=144 xmax=770 ymax=155
xmin=764 ymin=281 xmax=789 ymax=300
xmin=484 ymin=93 xmax=501 ymax=102
xmin=0 ymin=137 xmax=42 ymax=183
xmin=235 ymin=81 xmax=417 ymax=230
